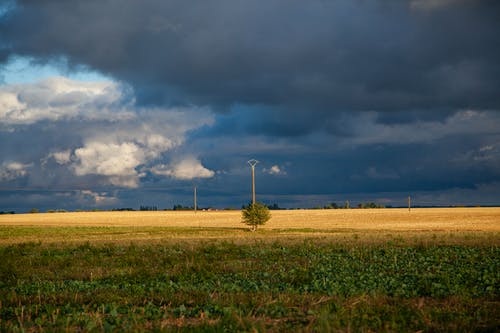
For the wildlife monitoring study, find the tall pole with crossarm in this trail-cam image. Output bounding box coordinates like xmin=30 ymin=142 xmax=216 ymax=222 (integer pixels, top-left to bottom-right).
xmin=248 ymin=159 xmax=259 ymax=206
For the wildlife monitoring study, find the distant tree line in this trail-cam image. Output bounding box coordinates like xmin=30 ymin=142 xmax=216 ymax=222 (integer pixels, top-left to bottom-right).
xmin=267 ymin=203 xmax=282 ymax=210
xmin=241 ymin=203 xmax=282 ymax=210
xmin=15 ymin=201 xmax=461 ymax=214
xmin=320 ymin=202 xmax=351 ymax=209
xmin=320 ymin=201 xmax=385 ymax=209
xmin=172 ymin=204 xmax=193 ymax=211
xmin=140 ymin=205 xmax=158 ymax=211
xmin=26 ymin=208 xmax=70 ymax=213
xmin=357 ymin=202 xmax=385 ymax=209
xmin=26 ymin=208 xmax=68 ymax=213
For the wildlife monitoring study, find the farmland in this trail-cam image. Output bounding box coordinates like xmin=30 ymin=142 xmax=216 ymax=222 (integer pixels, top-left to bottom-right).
xmin=0 ymin=208 xmax=499 ymax=331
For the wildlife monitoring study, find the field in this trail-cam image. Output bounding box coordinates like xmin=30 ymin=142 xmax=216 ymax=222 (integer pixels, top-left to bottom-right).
xmin=0 ymin=208 xmax=499 ymax=332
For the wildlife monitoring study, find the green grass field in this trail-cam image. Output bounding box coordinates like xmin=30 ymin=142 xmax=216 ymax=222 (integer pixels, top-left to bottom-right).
xmin=0 ymin=210 xmax=499 ymax=332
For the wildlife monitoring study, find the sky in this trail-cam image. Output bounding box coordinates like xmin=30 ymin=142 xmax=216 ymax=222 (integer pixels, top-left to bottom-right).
xmin=1 ymin=0 xmax=499 ymax=212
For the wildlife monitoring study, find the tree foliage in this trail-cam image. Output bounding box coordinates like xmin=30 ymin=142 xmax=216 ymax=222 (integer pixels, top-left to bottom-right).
xmin=357 ymin=202 xmax=385 ymax=209
xmin=241 ymin=202 xmax=271 ymax=231
xmin=173 ymin=204 xmax=193 ymax=211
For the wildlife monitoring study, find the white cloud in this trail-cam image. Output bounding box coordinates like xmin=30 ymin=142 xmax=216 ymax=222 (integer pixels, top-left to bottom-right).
xmin=479 ymin=145 xmax=494 ymax=152
xmin=151 ymin=157 xmax=215 ymax=180
xmin=50 ymin=150 xmax=72 ymax=165
xmin=264 ymin=165 xmax=286 ymax=175
xmin=67 ymin=130 xmax=182 ymax=187
xmin=78 ymin=190 xmax=118 ymax=206
xmin=0 ymin=76 xmax=134 ymax=126
xmin=73 ymin=141 xmax=144 ymax=187
xmin=0 ymin=162 xmax=32 ymax=181
xmin=0 ymin=76 xmax=215 ymax=189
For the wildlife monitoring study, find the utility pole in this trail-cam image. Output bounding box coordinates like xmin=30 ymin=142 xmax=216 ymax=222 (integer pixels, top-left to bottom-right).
xmin=248 ymin=159 xmax=259 ymax=206
xmin=408 ymin=195 xmax=411 ymax=212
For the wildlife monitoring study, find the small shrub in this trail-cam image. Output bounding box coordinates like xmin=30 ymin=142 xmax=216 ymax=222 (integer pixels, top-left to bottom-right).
xmin=241 ymin=202 xmax=271 ymax=231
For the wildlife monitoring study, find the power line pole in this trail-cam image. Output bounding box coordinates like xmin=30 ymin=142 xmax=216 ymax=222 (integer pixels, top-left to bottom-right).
xmin=408 ymin=195 xmax=411 ymax=212
xmin=248 ymin=159 xmax=259 ymax=206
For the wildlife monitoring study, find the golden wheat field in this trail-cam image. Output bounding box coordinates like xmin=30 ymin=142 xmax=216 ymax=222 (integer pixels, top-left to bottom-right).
xmin=1 ymin=207 xmax=499 ymax=230
xmin=0 ymin=207 xmax=499 ymax=245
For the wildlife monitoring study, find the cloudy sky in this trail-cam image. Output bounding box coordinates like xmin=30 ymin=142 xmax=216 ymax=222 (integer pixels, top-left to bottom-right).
xmin=1 ymin=0 xmax=499 ymax=211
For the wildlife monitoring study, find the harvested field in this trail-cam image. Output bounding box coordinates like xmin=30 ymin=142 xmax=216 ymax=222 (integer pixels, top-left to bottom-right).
xmin=0 ymin=207 xmax=498 ymax=245
xmin=1 ymin=207 xmax=499 ymax=230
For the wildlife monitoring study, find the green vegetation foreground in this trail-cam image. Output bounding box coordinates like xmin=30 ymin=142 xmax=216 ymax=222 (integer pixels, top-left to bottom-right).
xmin=1 ymin=238 xmax=498 ymax=332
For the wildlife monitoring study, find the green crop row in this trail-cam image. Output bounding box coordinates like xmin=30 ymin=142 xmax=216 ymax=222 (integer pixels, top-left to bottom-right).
xmin=1 ymin=240 xmax=498 ymax=332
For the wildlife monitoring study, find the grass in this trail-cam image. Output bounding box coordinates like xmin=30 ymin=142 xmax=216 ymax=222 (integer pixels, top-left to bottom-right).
xmin=1 ymin=240 xmax=498 ymax=332
xmin=0 ymin=208 xmax=499 ymax=331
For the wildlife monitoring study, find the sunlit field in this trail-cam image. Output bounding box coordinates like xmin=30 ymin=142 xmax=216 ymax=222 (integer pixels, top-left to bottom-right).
xmin=1 ymin=208 xmax=498 ymax=331
xmin=0 ymin=207 xmax=499 ymax=245
xmin=2 ymin=207 xmax=499 ymax=230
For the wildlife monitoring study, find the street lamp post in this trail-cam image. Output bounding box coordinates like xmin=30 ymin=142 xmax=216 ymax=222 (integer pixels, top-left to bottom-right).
xmin=247 ymin=159 xmax=259 ymax=206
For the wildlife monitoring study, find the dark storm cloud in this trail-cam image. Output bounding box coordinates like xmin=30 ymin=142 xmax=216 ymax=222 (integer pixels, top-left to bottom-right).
xmin=1 ymin=0 xmax=500 ymax=211
xmin=186 ymin=108 xmax=500 ymax=207
xmin=195 ymin=127 xmax=500 ymax=203
xmin=2 ymin=0 xmax=500 ymax=131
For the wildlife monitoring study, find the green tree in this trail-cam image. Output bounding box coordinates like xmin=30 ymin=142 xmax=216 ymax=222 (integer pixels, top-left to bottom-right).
xmin=241 ymin=202 xmax=271 ymax=231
